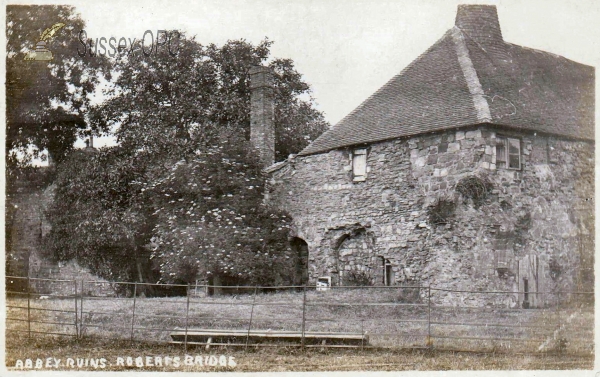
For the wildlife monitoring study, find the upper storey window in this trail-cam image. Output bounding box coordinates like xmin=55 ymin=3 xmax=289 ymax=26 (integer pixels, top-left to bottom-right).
xmin=496 ymin=136 xmax=521 ymax=169
xmin=352 ymin=148 xmax=367 ymax=181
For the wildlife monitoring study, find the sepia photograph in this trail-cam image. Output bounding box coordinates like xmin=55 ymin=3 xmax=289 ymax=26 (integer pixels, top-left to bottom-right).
xmin=3 ymin=0 xmax=597 ymax=374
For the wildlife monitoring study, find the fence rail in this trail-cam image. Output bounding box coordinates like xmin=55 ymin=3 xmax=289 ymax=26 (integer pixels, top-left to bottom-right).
xmin=4 ymin=276 xmax=594 ymax=355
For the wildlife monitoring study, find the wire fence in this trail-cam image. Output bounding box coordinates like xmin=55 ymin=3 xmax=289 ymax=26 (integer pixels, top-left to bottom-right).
xmin=5 ymin=276 xmax=594 ymax=355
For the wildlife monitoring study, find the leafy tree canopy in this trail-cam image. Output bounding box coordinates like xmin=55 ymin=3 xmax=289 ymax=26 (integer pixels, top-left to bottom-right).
xmin=89 ymin=35 xmax=328 ymax=161
xmin=45 ymin=36 xmax=327 ymax=286
xmin=44 ymin=147 xmax=152 ymax=282
xmin=6 ymin=5 xmax=109 ymax=171
xmin=147 ymin=132 xmax=295 ymax=285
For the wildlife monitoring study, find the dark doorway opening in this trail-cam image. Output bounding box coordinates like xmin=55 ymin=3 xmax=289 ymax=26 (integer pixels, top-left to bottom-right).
xmin=290 ymin=237 xmax=309 ymax=286
xmin=375 ymin=257 xmax=394 ymax=286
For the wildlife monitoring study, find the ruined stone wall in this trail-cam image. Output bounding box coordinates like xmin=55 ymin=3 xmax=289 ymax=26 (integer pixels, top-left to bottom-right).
xmin=6 ymin=178 xmax=113 ymax=296
xmin=268 ymin=125 xmax=594 ymax=307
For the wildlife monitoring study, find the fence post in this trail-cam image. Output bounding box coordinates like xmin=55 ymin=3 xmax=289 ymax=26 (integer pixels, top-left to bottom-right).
xmin=427 ymin=286 xmax=432 ymax=349
xmin=184 ymin=284 xmax=191 ymax=350
xmin=246 ymin=286 xmax=258 ymax=350
xmin=361 ymin=319 xmax=364 ymax=351
xmin=557 ymin=290 xmax=561 ymax=333
xmin=301 ymin=285 xmax=307 ymax=349
xmin=74 ymin=279 xmax=78 ymax=339
xmin=130 ymin=283 xmax=137 ymax=342
xmin=27 ymin=276 xmax=31 ymax=339
xmin=80 ymin=280 xmax=85 ymax=338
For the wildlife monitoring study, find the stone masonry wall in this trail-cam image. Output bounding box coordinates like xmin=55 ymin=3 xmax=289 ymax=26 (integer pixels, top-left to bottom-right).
xmin=6 ymin=180 xmax=113 ymax=296
xmin=268 ymin=125 xmax=594 ymax=307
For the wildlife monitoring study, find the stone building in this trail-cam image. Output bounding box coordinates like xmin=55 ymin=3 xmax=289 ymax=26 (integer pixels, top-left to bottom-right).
xmin=251 ymin=5 xmax=594 ymax=306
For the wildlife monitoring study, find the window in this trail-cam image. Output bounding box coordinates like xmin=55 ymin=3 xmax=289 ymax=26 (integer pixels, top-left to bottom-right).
xmin=375 ymin=257 xmax=394 ymax=286
xmin=352 ymin=148 xmax=367 ymax=181
xmin=496 ymin=140 xmax=506 ymax=167
xmin=317 ymin=277 xmax=331 ymax=291
xmin=384 ymin=259 xmax=394 ymax=286
xmin=496 ymin=137 xmax=521 ymax=169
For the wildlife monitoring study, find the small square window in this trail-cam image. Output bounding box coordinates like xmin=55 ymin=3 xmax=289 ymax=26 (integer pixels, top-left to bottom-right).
xmin=495 ymin=136 xmax=521 ymax=170
xmin=352 ymin=148 xmax=367 ymax=181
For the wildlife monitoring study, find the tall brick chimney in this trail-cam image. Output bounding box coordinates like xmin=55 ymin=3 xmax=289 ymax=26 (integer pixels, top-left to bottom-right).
xmin=249 ymin=65 xmax=275 ymax=168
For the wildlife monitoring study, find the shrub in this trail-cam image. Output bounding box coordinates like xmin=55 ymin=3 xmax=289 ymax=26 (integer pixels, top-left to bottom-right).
xmin=455 ymin=175 xmax=493 ymax=207
xmin=342 ymin=268 xmax=374 ymax=286
xmin=514 ymin=211 xmax=531 ymax=247
xmin=549 ymin=256 xmax=562 ymax=281
xmin=427 ymin=198 xmax=456 ymax=224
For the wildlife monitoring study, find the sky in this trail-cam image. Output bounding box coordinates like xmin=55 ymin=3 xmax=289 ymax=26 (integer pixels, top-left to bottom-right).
xmin=6 ymin=0 xmax=600 ymax=155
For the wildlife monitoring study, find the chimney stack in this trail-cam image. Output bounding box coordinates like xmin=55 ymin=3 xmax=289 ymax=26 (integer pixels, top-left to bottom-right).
xmin=249 ymin=65 xmax=275 ymax=168
xmin=455 ymin=5 xmax=505 ymax=56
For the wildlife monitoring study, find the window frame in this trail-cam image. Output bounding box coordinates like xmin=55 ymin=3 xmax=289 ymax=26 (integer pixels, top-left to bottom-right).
xmin=496 ymin=136 xmax=522 ymax=170
xmin=375 ymin=256 xmax=394 ymax=286
xmin=352 ymin=148 xmax=368 ymax=182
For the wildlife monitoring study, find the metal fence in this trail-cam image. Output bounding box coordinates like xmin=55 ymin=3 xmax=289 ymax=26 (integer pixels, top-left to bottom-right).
xmin=5 ymin=276 xmax=594 ymax=355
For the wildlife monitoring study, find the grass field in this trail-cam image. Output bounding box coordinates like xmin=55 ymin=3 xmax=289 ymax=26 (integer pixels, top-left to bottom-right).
xmin=5 ymin=286 xmax=594 ymax=370
xmin=4 ymin=336 xmax=593 ymax=372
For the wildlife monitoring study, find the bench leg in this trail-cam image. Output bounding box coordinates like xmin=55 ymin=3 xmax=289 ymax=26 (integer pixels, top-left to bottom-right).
xmin=320 ymin=339 xmax=326 ymax=351
xmin=206 ymin=337 xmax=212 ymax=351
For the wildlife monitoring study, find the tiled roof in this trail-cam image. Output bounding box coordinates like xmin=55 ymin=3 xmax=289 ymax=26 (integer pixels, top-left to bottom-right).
xmin=299 ymin=5 xmax=594 ymax=156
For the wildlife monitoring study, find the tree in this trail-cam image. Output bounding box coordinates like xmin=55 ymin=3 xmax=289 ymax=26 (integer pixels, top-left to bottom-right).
xmin=45 ymin=36 xmax=328 ymax=285
xmin=146 ymin=132 xmax=295 ymax=286
xmin=89 ymin=35 xmax=328 ymax=161
xmin=43 ymin=147 xmax=155 ymax=283
xmin=6 ymin=5 xmax=109 ymax=172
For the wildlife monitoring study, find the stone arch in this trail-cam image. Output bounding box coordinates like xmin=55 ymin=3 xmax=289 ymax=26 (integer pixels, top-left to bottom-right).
xmin=290 ymin=237 xmax=309 ymax=286
xmin=332 ymin=226 xmax=376 ymax=285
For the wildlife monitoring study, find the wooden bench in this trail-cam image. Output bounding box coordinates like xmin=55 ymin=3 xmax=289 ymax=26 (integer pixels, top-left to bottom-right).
xmin=170 ymin=329 xmax=369 ymax=348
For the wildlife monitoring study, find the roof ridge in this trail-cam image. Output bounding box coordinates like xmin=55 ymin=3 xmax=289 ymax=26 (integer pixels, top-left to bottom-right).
xmin=503 ymin=41 xmax=595 ymax=69
xmin=263 ymin=159 xmax=288 ymax=174
xmin=450 ymin=26 xmax=491 ymax=123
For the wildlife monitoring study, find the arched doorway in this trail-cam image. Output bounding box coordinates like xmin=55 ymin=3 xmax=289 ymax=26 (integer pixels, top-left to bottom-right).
xmin=334 ymin=228 xmax=375 ymax=285
xmin=290 ymin=237 xmax=309 ymax=286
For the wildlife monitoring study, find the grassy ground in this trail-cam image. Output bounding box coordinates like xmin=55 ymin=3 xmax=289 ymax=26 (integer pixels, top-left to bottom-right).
xmin=6 ymin=287 xmax=594 ymax=369
xmin=4 ymin=336 xmax=593 ymax=372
